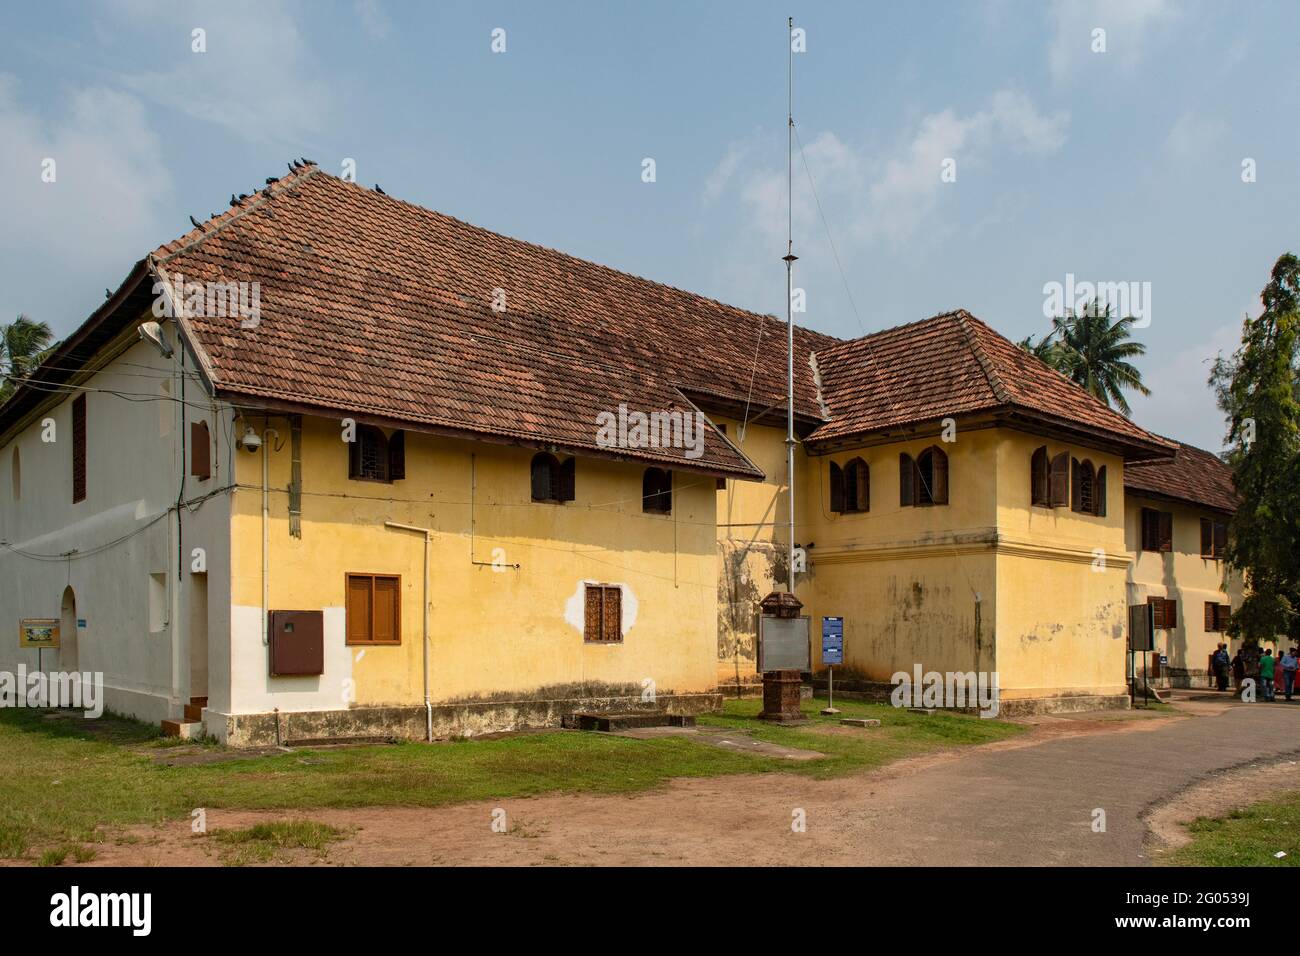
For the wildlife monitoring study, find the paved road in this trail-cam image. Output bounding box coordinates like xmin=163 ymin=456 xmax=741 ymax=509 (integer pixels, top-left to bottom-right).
xmin=854 ymin=696 xmax=1300 ymax=865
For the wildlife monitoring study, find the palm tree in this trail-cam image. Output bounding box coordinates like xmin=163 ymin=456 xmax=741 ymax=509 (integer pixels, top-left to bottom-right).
xmin=1019 ymin=300 xmax=1150 ymax=416
xmin=0 ymin=314 xmax=56 ymax=404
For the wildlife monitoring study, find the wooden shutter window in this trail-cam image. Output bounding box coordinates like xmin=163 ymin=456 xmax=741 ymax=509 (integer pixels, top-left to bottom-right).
xmin=1141 ymin=508 xmax=1158 ymax=551
xmin=1030 ymin=446 xmax=1049 ymax=506
xmin=531 ymin=452 xmax=556 ymax=501
xmin=829 ymin=461 xmax=845 ymax=513
xmin=642 ymin=468 xmax=671 ymax=514
xmin=345 ymin=573 xmax=401 ymax=645
xmin=190 ymin=420 xmax=211 ymax=480
xmin=1049 ymin=451 xmax=1069 ymax=507
xmin=1216 ymin=604 xmax=1231 ymax=632
xmin=1148 ymin=595 xmax=1165 ymax=630
xmin=899 ymin=453 xmax=914 ymax=507
xmin=1158 ymin=512 xmax=1173 ymax=553
xmin=584 ymin=584 xmax=623 ymax=643
xmin=1070 ymin=459 xmax=1083 ymax=512
xmin=1213 ymin=520 xmax=1227 ymax=559
xmin=388 ymin=430 xmax=406 ymax=481
xmin=71 ymin=394 xmax=86 ymax=503
xmin=852 ymin=459 xmax=869 ymax=512
xmin=1200 ymin=517 xmax=1213 ymax=558
xmin=1162 ymin=598 xmax=1177 ymax=630
xmin=558 ymin=456 xmax=576 ymax=502
xmin=1204 ymin=601 xmax=1218 ymax=632
xmin=1094 ymin=466 xmax=1107 ymax=517
xmin=349 ymin=425 xmax=390 ymax=482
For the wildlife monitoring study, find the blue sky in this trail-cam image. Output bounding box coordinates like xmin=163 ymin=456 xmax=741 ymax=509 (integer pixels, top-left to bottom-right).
xmin=2 ymin=0 xmax=1297 ymax=450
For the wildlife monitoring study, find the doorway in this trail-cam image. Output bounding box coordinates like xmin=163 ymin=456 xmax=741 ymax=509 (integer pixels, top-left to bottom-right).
xmin=189 ymin=573 xmax=208 ymax=699
xmin=59 ymin=586 xmax=78 ymax=672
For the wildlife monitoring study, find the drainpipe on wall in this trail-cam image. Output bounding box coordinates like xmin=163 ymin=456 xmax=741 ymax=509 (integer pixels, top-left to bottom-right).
xmin=260 ymin=425 xmax=280 ymax=648
xmin=385 ymin=521 xmax=433 ymax=742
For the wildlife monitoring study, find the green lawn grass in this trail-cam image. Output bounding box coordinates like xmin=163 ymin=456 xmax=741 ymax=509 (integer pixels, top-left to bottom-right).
xmin=0 ymin=695 xmax=1023 ymax=861
xmin=1164 ymin=790 xmax=1300 ymax=867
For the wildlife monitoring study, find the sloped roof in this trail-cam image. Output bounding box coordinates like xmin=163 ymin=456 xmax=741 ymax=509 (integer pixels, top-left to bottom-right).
xmin=807 ymin=310 xmax=1175 ymax=458
xmin=147 ymin=164 xmax=851 ymax=478
xmin=1123 ymin=440 xmax=1237 ymax=513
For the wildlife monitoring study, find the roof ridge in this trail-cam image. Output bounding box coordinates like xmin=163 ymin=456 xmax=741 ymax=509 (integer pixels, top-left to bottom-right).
xmin=154 ymin=163 xmax=324 ymax=265
xmin=954 ymin=310 xmax=1014 ymax=405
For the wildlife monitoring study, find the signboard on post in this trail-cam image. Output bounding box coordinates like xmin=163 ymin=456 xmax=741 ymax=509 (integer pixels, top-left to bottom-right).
xmin=19 ymin=619 xmax=59 ymax=649
xmin=1127 ymin=604 xmax=1154 ymax=651
xmin=821 ymin=617 xmax=843 ymax=665
xmin=758 ymin=616 xmax=810 ymax=672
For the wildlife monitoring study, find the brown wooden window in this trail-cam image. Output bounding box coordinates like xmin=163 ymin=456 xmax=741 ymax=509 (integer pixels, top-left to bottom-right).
xmin=1049 ymin=451 xmax=1069 ymax=507
xmin=642 ymin=467 xmax=672 ymax=513
xmin=1204 ymin=601 xmax=1231 ymax=633
xmin=1148 ymin=595 xmax=1177 ymax=630
xmin=1200 ymin=517 xmax=1227 ymax=559
xmin=1030 ymin=446 xmax=1049 ymax=506
xmin=1141 ymin=507 xmax=1173 ymax=552
xmin=531 ymin=452 xmax=575 ymax=503
xmin=348 ymin=426 xmax=404 ymax=483
xmin=190 ymin=420 xmax=211 ymax=480
xmin=584 ymin=584 xmax=622 ymax=643
xmin=901 ymin=446 xmax=948 ymax=507
xmin=346 ymin=573 xmax=401 ymax=645
xmin=831 ymin=458 xmax=869 ymax=514
xmin=1070 ymin=459 xmax=1106 ymax=517
xmin=71 ymin=393 xmax=86 ymax=503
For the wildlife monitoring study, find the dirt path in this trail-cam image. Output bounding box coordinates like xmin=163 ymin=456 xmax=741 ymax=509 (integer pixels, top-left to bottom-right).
xmin=80 ymin=696 xmax=1300 ymax=867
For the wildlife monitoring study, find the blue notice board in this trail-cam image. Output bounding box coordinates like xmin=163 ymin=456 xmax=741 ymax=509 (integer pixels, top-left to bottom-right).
xmin=821 ymin=616 xmax=844 ymax=665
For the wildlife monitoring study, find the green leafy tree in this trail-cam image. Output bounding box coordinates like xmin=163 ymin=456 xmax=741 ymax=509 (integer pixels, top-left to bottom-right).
xmin=1210 ymin=254 xmax=1300 ymax=650
xmin=1018 ymin=300 xmax=1150 ymax=415
xmin=0 ymin=314 xmax=56 ymax=404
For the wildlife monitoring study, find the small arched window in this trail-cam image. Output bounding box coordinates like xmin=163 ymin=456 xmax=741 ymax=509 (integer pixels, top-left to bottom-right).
xmin=1071 ymin=459 xmax=1106 ymax=517
xmin=1072 ymin=458 xmax=1094 ymax=514
xmin=844 ymin=457 xmax=868 ymax=512
xmin=1031 ymin=446 xmax=1048 ymax=506
xmin=348 ymin=425 xmax=405 ymax=482
xmin=914 ymin=445 xmax=948 ymax=506
xmin=531 ymin=452 xmax=575 ymax=503
xmin=642 ymin=468 xmax=672 ymax=514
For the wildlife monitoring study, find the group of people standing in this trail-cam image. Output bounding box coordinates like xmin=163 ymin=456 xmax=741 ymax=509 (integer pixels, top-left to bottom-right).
xmin=1212 ymin=643 xmax=1299 ymax=701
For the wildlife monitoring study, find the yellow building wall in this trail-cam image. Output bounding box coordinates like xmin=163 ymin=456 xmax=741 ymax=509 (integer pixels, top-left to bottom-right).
xmin=228 ymin=415 xmax=719 ymax=722
xmin=799 ymin=428 xmax=1000 ymax=682
xmin=1125 ymin=494 xmax=1239 ymax=685
xmin=991 ymin=431 xmax=1130 ymax=703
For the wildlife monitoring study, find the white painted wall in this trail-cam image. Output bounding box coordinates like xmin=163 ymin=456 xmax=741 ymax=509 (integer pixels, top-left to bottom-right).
xmin=0 ymin=321 xmax=235 ymax=727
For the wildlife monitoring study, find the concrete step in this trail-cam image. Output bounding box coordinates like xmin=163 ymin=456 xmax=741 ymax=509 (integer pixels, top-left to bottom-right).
xmin=563 ymin=712 xmax=696 ymax=732
xmin=161 ymin=719 xmax=204 ymax=740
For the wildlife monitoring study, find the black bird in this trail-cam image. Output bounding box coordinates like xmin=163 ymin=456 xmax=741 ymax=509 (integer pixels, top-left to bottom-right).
xmin=230 ymin=194 xmax=239 ymax=206
xmin=262 ymin=188 xmax=272 ymax=198
xmin=288 ymin=161 xmax=297 ymax=172
xmin=104 ymin=288 xmax=111 ymax=299
xmin=265 ymin=177 xmax=276 ymax=185
xmin=189 ymin=215 xmax=202 ymax=228
xmin=374 ymin=184 xmax=385 ymax=195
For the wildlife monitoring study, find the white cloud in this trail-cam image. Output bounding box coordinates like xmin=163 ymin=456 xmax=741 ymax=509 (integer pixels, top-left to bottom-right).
xmin=354 ymin=0 xmax=392 ymax=40
xmin=113 ymin=0 xmax=330 ymax=145
xmin=1048 ymin=0 xmax=1178 ymax=81
xmin=1165 ymin=110 xmax=1226 ymax=161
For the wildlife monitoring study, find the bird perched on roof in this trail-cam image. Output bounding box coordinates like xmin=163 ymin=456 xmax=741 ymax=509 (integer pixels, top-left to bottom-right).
xmin=190 ymin=215 xmax=202 ymax=228
xmin=262 ymin=188 xmax=272 ymax=198
xmin=230 ymin=194 xmax=239 ymax=206
xmin=300 ymin=157 xmax=315 ymax=166
xmin=104 ymin=288 xmax=111 ymax=299
xmin=374 ymin=184 xmax=386 ymax=195
xmin=265 ymin=177 xmax=276 ymax=185
xmin=288 ymin=160 xmax=299 ymax=172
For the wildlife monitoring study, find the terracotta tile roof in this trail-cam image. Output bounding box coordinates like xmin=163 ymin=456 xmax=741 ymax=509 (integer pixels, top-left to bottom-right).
xmin=151 ymin=165 xmax=853 ymax=478
xmin=806 ymin=310 xmax=1175 ymax=458
xmin=1124 ymin=440 xmax=1238 ymax=513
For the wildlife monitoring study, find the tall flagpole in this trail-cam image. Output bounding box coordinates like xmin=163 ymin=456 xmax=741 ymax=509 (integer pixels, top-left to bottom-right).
xmin=783 ymin=15 xmax=798 ymax=595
